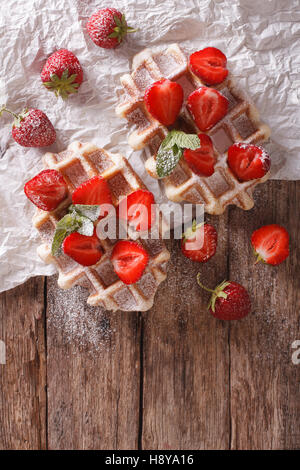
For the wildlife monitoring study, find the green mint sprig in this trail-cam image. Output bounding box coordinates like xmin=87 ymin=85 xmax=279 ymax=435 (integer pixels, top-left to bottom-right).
xmin=51 ymin=204 xmax=101 ymax=256
xmin=156 ymin=130 xmax=201 ymax=178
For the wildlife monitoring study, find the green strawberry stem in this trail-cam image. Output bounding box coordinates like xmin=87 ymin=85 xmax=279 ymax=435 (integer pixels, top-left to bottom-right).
xmin=43 ymin=69 xmax=80 ymax=100
xmin=182 ymin=219 xmax=203 ymax=243
xmin=108 ymin=14 xmax=138 ymax=43
xmin=0 ymin=105 xmax=19 ymax=120
xmin=0 ymin=106 xmax=29 ymax=127
xmin=254 ymin=253 xmax=264 ymax=264
xmin=197 ymin=274 xmax=230 ymax=312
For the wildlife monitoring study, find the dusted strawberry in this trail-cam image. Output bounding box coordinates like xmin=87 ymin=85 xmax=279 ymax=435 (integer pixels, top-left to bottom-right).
xmin=144 ymin=79 xmax=184 ymax=126
xmin=187 ymin=87 xmax=228 ymax=131
xmin=183 ymin=134 xmax=216 ymax=176
xmin=251 ymin=224 xmax=289 ymax=265
xmin=87 ymin=8 xmax=137 ymax=49
xmin=111 ymin=240 xmax=149 ymax=285
xmin=41 ymin=49 xmax=83 ymax=99
xmin=181 ymin=220 xmax=217 ymax=263
xmin=197 ymin=275 xmax=251 ymax=321
xmin=227 ymin=143 xmax=271 ymax=182
xmin=24 ymin=169 xmax=67 ymax=211
xmin=0 ymin=106 xmax=56 ymax=147
xmin=63 ymin=229 xmax=102 ymax=266
xmin=189 ymin=47 xmax=228 ymax=85
xmin=72 ymin=176 xmax=112 ymax=217
xmin=118 ymin=189 xmax=156 ymax=231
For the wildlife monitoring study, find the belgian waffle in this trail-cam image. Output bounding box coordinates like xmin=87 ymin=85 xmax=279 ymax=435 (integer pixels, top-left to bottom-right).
xmin=116 ymin=44 xmax=271 ymax=215
xmin=32 ymin=142 xmax=170 ymax=312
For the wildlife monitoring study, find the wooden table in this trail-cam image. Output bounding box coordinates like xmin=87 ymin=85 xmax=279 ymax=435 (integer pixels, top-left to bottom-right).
xmin=0 ymin=180 xmax=299 ymax=450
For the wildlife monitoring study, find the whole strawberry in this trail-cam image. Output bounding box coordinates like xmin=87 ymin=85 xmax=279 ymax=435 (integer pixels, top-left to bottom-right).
xmin=41 ymin=49 xmax=83 ymax=99
xmin=197 ymin=275 xmax=251 ymax=321
xmin=0 ymin=106 xmax=56 ymax=147
xmin=87 ymin=8 xmax=137 ymax=49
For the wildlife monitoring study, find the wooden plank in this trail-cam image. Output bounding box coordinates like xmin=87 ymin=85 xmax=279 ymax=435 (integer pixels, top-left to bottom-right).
xmin=141 ymin=214 xmax=231 ymax=450
xmin=0 ymin=277 xmax=46 ymax=450
xmin=46 ymin=275 xmax=141 ymax=450
xmin=229 ymin=181 xmax=300 ymax=450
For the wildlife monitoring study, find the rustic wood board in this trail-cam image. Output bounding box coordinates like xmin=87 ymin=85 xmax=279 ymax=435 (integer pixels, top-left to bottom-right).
xmin=0 ymin=181 xmax=299 ymax=450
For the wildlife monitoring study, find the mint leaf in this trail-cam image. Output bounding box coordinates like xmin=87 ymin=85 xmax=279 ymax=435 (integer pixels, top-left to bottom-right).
xmin=51 ymin=213 xmax=80 ymax=256
xmin=156 ymin=145 xmax=183 ymax=178
xmin=156 ymin=130 xmax=200 ymax=178
xmin=69 ymin=204 xmax=101 ymax=222
xmin=76 ymin=216 xmax=94 ymax=236
xmin=162 ymin=130 xmax=200 ymax=150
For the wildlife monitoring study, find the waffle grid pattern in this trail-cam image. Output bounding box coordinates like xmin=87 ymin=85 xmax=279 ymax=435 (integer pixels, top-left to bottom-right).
xmin=116 ymin=44 xmax=271 ymax=215
xmin=33 ymin=142 xmax=170 ymax=312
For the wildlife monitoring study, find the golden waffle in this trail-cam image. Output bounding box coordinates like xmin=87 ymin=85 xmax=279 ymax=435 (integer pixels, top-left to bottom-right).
xmin=32 ymin=142 xmax=170 ymax=312
xmin=116 ymin=44 xmax=271 ymax=215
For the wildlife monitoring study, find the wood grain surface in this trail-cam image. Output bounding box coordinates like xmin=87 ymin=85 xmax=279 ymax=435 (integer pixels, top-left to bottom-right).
xmin=0 ymin=181 xmax=299 ymax=450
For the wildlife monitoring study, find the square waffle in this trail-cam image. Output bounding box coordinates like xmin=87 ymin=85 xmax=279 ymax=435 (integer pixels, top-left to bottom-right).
xmin=116 ymin=44 xmax=271 ymax=215
xmin=32 ymin=142 xmax=170 ymax=312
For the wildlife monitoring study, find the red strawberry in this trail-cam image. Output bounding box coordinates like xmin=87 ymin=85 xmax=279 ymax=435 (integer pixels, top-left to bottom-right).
xmin=118 ymin=190 xmax=156 ymax=231
xmin=111 ymin=240 xmax=149 ymax=285
xmin=189 ymin=47 xmax=228 ymax=85
xmin=87 ymin=8 xmax=137 ymax=49
xmin=251 ymin=224 xmax=289 ymax=265
xmin=181 ymin=221 xmax=217 ymax=263
xmin=227 ymin=143 xmax=271 ymax=182
xmin=41 ymin=49 xmax=83 ymax=99
xmin=72 ymin=176 xmax=112 ymax=217
xmin=63 ymin=229 xmax=102 ymax=266
xmin=183 ymin=134 xmax=216 ymax=176
xmin=0 ymin=106 xmax=56 ymax=147
xmin=24 ymin=169 xmax=67 ymax=211
xmin=144 ymin=79 xmax=184 ymax=126
xmin=187 ymin=86 xmax=228 ymax=131
xmin=197 ymin=275 xmax=251 ymax=321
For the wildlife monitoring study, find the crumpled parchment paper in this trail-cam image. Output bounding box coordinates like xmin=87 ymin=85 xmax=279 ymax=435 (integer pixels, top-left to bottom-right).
xmin=0 ymin=0 xmax=299 ymax=293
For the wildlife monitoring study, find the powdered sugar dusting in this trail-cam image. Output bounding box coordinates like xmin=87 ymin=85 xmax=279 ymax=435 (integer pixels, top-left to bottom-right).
xmin=47 ymin=275 xmax=115 ymax=353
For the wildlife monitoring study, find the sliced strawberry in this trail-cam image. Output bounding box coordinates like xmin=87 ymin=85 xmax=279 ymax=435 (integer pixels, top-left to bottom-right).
xmin=227 ymin=143 xmax=271 ymax=182
xmin=111 ymin=240 xmax=149 ymax=285
xmin=144 ymin=79 xmax=184 ymax=126
xmin=118 ymin=190 xmax=156 ymax=231
xmin=63 ymin=229 xmax=102 ymax=266
xmin=183 ymin=134 xmax=216 ymax=176
xmin=251 ymin=224 xmax=289 ymax=266
xmin=72 ymin=175 xmax=112 ymax=217
xmin=24 ymin=169 xmax=67 ymax=211
xmin=189 ymin=47 xmax=228 ymax=85
xmin=181 ymin=221 xmax=217 ymax=263
xmin=187 ymin=87 xmax=228 ymax=131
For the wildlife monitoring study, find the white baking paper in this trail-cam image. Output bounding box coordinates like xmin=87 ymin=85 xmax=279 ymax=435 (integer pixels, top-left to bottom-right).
xmin=0 ymin=0 xmax=299 ymax=293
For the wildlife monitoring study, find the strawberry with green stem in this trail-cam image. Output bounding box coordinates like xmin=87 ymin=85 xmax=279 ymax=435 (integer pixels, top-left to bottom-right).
xmin=87 ymin=8 xmax=137 ymax=49
xmin=41 ymin=49 xmax=83 ymax=99
xmin=197 ymin=274 xmax=251 ymax=321
xmin=0 ymin=105 xmax=56 ymax=147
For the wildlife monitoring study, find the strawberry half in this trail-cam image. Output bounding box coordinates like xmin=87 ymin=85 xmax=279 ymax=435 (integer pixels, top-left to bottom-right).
xmin=227 ymin=143 xmax=271 ymax=182
xmin=187 ymin=87 xmax=228 ymax=131
xmin=111 ymin=240 xmax=149 ymax=285
xmin=197 ymin=276 xmax=251 ymax=321
xmin=189 ymin=47 xmax=228 ymax=85
xmin=63 ymin=229 xmax=102 ymax=266
xmin=144 ymin=79 xmax=184 ymax=126
xmin=24 ymin=169 xmax=67 ymax=211
xmin=72 ymin=176 xmax=112 ymax=217
xmin=118 ymin=190 xmax=156 ymax=231
xmin=251 ymin=224 xmax=289 ymax=265
xmin=181 ymin=221 xmax=217 ymax=263
xmin=183 ymin=134 xmax=216 ymax=176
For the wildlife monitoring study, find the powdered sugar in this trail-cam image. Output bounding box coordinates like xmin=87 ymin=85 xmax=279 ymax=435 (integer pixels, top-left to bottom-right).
xmin=47 ymin=275 xmax=115 ymax=353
